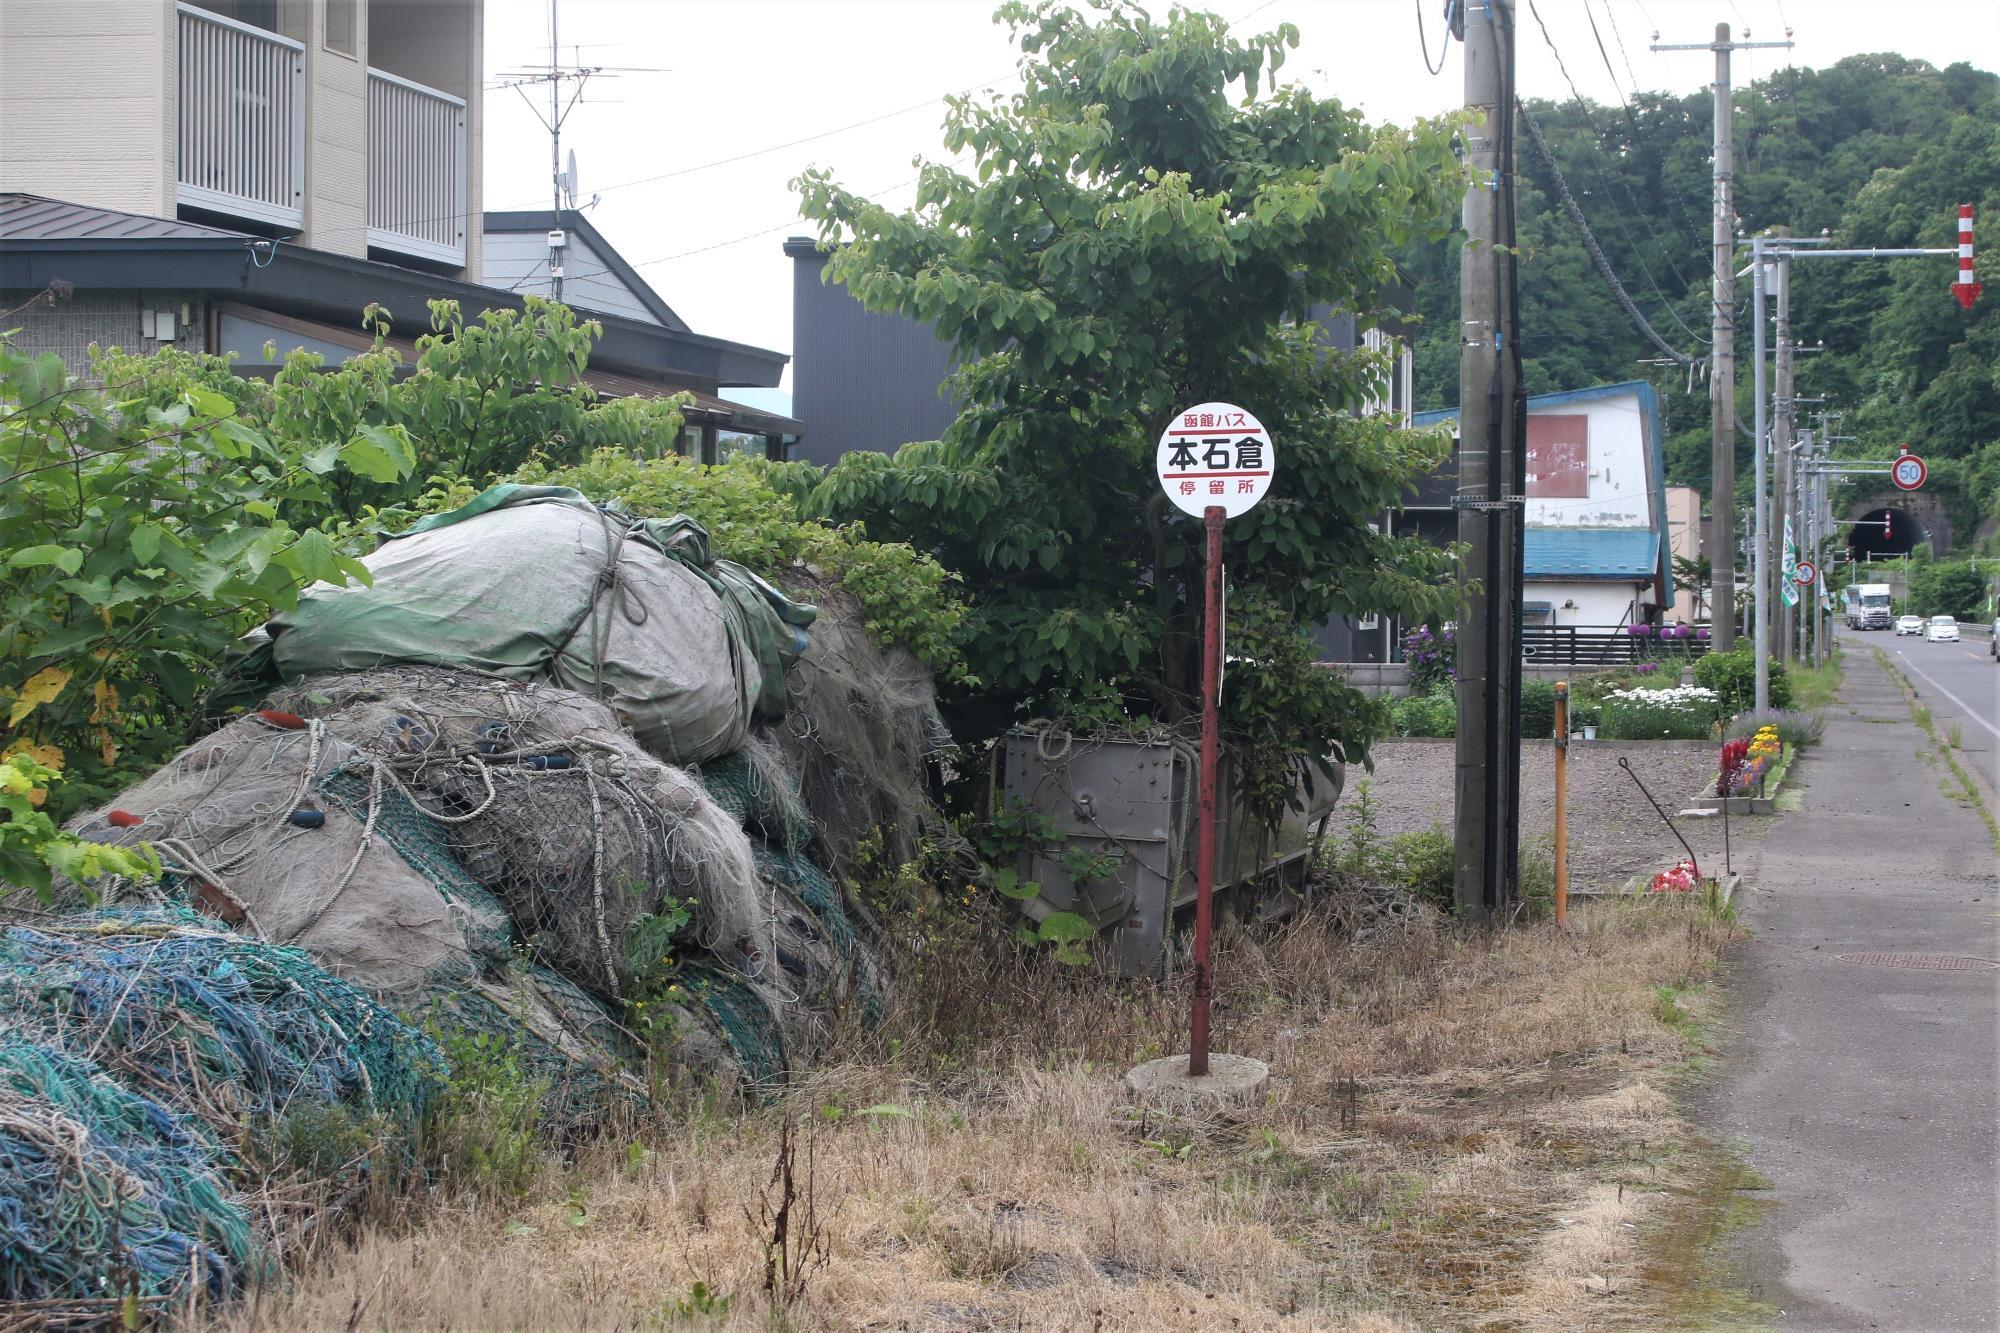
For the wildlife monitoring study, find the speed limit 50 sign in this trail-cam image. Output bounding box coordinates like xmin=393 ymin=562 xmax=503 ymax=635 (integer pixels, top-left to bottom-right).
xmin=1890 ymin=450 xmax=1927 ymax=491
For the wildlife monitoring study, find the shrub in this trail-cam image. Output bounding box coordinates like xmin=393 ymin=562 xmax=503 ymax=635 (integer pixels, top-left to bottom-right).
xmin=1599 ymin=685 xmax=1721 ymax=740
xmin=1726 ymin=709 xmax=1823 ymax=748
xmin=1400 ymin=624 xmax=1455 ymax=693
xmin=1520 ymin=679 xmax=1557 ymax=740
xmin=1391 ymin=687 xmax=1456 ymax=738
xmin=1694 ymin=648 xmax=1791 ymax=715
xmin=1386 ymin=826 xmax=1454 ymax=907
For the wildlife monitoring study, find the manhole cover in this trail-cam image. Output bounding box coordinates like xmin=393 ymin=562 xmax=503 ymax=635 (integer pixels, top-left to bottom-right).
xmin=1833 ymin=952 xmax=1999 ymax=972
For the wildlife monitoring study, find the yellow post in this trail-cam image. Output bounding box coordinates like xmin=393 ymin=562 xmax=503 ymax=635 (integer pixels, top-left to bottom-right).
xmin=1553 ymin=681 xmax=1569 ymax=927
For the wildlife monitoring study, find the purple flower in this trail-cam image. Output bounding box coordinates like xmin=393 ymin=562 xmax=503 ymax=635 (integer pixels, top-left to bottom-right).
xmin=1626 ymin=624 xmax=1654 ymax=637
xmin=1696 ymin=628 xmax=1711 ymax=641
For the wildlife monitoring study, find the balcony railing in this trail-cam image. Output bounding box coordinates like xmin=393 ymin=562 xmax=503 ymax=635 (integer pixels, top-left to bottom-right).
xmin=176 ymin=3 xmax=305 ymax=229
xmin=367 ymin=68 xmax=467 ymax=266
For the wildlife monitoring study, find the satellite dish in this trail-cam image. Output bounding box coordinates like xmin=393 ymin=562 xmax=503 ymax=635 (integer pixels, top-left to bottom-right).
xmin=565 ymin=149 xmax=580 ymax=206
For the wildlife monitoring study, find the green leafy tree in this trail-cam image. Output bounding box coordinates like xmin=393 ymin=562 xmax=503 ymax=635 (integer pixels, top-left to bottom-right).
xmin=0 ymin=339 xmax=411 ymax=817
xmin=794 ymin=1 xmax=1467 ymax=823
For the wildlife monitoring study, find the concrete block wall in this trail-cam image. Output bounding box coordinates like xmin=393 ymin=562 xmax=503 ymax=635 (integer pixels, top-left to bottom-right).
xmin=2 ymin=289 xmax=208 ymax=375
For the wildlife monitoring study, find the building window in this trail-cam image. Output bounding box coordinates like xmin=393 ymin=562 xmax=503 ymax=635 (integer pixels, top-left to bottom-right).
xmin=325 ymin=0 xmax=357 ymax=57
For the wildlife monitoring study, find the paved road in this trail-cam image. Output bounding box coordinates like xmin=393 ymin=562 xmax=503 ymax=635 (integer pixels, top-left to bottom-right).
xmin=1865 ymin=623 xmax=2000 ymax=804
xmin=1711 ymin=644 xmax=2000 ymax=1331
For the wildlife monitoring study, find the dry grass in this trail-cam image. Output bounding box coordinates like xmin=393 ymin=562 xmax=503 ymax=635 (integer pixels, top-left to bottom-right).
xmin=214 ymin=898 xmax=1736 ymax=1332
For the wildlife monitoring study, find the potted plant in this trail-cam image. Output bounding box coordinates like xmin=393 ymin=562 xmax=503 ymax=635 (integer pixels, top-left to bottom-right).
xmin=1572 ymin=701 xmax=1601 ymax=740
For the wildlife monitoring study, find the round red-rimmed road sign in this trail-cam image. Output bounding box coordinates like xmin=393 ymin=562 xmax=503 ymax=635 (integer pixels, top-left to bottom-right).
xmin=1890 ymin=452 xmax=1927 ymax=491
xmin=1793 ymin=560 xmax=1817 ymax=586
xmin=1156 ymin=402 xmax=1276 ymax=519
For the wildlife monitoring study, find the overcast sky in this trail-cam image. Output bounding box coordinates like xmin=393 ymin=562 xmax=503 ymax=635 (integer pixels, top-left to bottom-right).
xmin=479 ymin=0 xmax=2000 ymax=385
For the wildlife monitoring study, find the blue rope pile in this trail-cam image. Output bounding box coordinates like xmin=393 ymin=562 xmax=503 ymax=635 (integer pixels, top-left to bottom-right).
xmin=0 ymin=1040 xmax=258 ymax=1305
xmin=0 ymin=908 xmax=444 ymax=1306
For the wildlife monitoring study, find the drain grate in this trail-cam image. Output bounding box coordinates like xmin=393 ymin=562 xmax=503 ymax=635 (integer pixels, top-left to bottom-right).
xmin=1834 ymin=952 xmax=1999 ymax=972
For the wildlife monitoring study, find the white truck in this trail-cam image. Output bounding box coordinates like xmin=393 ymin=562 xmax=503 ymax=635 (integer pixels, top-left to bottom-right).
xmin=1845 ymin=582 xmax=1894 ymax=630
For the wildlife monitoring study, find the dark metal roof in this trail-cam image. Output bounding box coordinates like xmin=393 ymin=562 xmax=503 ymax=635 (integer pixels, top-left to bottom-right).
xmin=0 ymin=193 xmax=248 ymax=244
xmin=1 ymin=193 xmax=789 ymax=392
xmin=485 ymin=209 xmax=687 ymax=331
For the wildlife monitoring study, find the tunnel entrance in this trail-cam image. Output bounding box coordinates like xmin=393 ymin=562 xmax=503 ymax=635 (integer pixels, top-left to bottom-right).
xmin=1847 ymin=507 xmax=1926 ymax=560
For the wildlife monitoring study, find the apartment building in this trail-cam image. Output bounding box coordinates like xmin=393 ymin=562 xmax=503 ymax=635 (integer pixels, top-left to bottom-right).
xmin=0 ymin=0 xmax=797 ymax=448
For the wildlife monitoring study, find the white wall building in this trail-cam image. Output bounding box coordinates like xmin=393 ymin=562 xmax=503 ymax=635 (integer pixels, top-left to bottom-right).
xmin=1415 ymin=380 xmax=1673 ymax=629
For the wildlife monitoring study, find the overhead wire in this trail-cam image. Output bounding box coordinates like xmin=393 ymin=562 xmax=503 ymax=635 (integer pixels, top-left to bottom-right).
xmin=1520 ymin=0 xmax=1706 ymax=341
xmin=1415 ymin=0 xmax=1450 ymax=76
xmin=1517 ymin=100 xmax=1700 ymax=369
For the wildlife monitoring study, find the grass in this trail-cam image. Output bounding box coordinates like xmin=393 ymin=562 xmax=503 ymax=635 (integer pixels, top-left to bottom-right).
xmin=1786 ymin=651 xmax=1844 ymax=713
xmin=217 ymin=899 xmax=1743 ymax=1332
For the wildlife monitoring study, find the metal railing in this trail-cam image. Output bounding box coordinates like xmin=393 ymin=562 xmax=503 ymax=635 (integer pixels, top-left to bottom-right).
xmin=176 ymin=3 xmax=305 ymax=229
xmin=1521 ymin=625 xmax=1712 ymax=667
xmin=366 ymin=68 xmax=466 ymax=266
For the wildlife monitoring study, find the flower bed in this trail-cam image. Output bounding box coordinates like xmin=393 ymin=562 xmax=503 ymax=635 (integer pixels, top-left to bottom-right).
xmin=1599 ymin=684 xmax=1721 ymax=740
xmin=1687 ymin=721 xmax=1799 ymax=815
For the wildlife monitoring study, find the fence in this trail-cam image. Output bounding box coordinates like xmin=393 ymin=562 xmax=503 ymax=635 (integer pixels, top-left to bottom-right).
xmin=1520 ymin=625 xmax=1710 ymax=667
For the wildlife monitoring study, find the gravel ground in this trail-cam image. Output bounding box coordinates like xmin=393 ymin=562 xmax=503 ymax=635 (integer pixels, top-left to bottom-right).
xmin=1331 ymin=739 xmax=1768 ymax=890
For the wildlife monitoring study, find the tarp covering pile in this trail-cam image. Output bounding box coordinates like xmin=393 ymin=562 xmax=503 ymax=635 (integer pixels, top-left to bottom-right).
xmin=3 ymin=487 xmax=951 ymax=1309
xmin=241 ymin=485 xmax=817 ymax=766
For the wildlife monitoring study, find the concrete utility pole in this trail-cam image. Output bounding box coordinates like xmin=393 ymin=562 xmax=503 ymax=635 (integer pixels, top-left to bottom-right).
xmin=1750 ymin=234 xmax=1771 ymax=712
xmin=1453 ymin=0 xmax=1523 ymax=925
xmin=1773 ymin=249 xmax=1795 ymax=661
xmin=1653 ymin=24 xmax=1793 ymax=650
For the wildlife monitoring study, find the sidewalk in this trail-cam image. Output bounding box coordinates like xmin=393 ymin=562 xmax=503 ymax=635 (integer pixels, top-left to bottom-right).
xmin=1709 ymin=649 xmax=1999 ymax=1330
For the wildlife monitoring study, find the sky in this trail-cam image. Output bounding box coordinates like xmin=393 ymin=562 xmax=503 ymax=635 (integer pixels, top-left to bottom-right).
xmin=478 ymin=0 xmax=2000 ymax=387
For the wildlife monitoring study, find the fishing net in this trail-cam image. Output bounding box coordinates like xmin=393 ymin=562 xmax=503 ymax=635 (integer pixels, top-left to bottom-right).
xmin=772 ymin=580 xmax=957 ymax=875
xmin=263 ymin=667 xmax=767 ymax=998
xmin=693 ymin=735 xmax=812 ymax=856
xmin=0 ymin=1040 xmax=260 ymax=1306
xmin=46 ymin=714 xmax=510 ymax=998
xmin=0 ymin=909 xmax=447 ymax=1135
xmin=0 ymin=909 xmax=445 ymax=1309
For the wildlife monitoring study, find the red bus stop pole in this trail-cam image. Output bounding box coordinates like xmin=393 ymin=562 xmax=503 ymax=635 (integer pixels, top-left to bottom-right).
xmin=1189 ymin=504 xmax=1224 ymax=1077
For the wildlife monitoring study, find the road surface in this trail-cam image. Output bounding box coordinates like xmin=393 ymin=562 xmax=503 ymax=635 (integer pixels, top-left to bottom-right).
xmin=1868 ymin=622 xmax=2000 ymax=803
xmin=1711 ymin=642 xmax=2000 ymax=1331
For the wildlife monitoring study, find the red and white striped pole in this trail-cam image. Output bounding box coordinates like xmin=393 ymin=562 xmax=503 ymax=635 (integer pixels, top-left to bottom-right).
xmin=1954 ymin=204 xmax=1981 ymax=310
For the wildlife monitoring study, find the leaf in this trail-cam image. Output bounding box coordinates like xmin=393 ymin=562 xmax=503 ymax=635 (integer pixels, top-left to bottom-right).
xmin=9 ymin=666 xmax=71 ymax=726
xmin=339 ymin=423 xmax=418 ymax=483
xmin=8 ymin=546 xmax=83 ymax=576
xmin=503 ymin=1220 xmax=539 ymax=1238
xmin=1035 ymin=911 xmax=1096 ymax=944
xmin=856 ymin=1103 xmax=913 ymax=1118
xmin=129 ymin=524 xmax=164 ymax=566
xmin=0 ymin=847 xmax=52 ymax=896
xmin=285 ymin=529 xmax=339 ymax=585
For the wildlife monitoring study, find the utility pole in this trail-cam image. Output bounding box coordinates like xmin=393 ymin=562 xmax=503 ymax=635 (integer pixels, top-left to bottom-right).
xmin=1453 ymin=0 xmax=1522 ymax=925
xmin=1750 ymin=234 xmax=1771 ymax=712
xmin=1773 ymin=249 xmax=1795 ymax=661
xmin=1653 ymin=24 xmax=1794 ymax=650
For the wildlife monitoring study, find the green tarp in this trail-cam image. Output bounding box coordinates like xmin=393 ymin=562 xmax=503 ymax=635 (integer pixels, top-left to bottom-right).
xmin=256 ymin=485 xmax=815 ymax=765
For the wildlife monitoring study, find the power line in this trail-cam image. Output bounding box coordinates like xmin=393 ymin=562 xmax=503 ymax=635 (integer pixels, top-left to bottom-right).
xmin=1414 ymin=0 xmax=1449 ymax=76
xmin=1596 ymin=0 xmax=1641 ymax=91
xmin=1521 ymin=0 xmax=1703 ymax=316
xmin=1517 ymin=100 xmax=1700 ymax=370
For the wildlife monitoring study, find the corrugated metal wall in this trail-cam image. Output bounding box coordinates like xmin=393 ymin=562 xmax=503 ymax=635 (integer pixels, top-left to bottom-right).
xmin=786 ymin=241 xmax=958 ymax=468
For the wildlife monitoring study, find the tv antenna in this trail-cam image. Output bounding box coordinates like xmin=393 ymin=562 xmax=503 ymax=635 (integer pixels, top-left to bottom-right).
xmin=498 ymin=0 xmax=665 ymax=301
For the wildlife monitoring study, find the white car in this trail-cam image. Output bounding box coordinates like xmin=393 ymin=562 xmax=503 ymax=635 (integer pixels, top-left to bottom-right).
xmin=1925 ymin=615 xmax=1959 ymax=643
xmin=1895 ymin=615 xmax=1925 ymax=636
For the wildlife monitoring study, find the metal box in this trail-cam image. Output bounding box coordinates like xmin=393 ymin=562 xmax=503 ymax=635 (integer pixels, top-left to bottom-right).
xmin=997 ymin=728 xmax=1343 ymax=976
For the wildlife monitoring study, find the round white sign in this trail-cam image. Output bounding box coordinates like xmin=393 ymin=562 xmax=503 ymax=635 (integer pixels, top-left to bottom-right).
xmin=1793 ymin=560 xmax=1817 ymax=586
xmin=1156 ymin=402 xmax=1275 ymax=519
xmin=1890 ymin=453 xmax=1926 ymax=491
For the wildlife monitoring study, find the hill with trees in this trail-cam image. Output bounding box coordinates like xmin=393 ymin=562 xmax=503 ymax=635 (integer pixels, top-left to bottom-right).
xmin=1399 ymin=53 xmax=2000 ymax=550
